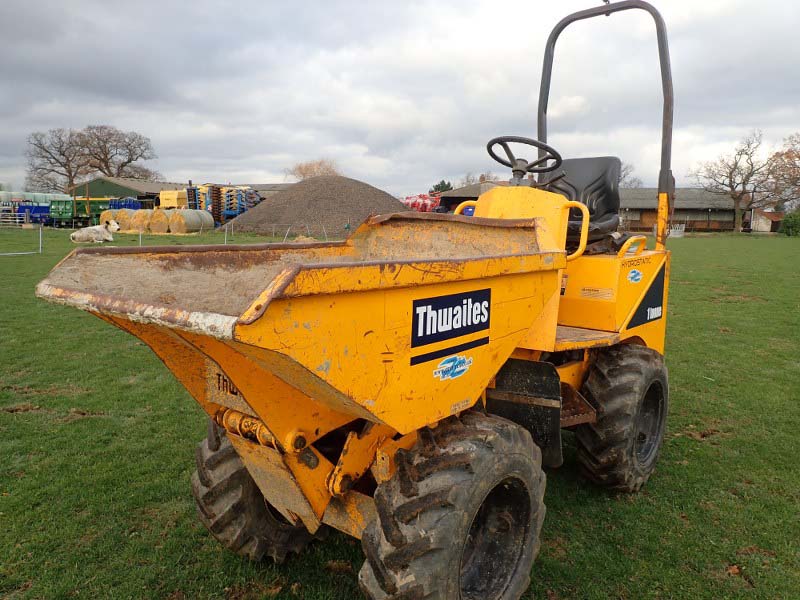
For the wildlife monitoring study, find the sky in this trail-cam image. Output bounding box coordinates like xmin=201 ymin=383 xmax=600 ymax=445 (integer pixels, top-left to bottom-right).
xmin=1 ymin=0 xmax=799 ymax=197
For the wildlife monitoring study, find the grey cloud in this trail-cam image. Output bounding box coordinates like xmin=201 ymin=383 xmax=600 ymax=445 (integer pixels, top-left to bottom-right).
xmin=1 ymin=0 xmax=798 ymax=195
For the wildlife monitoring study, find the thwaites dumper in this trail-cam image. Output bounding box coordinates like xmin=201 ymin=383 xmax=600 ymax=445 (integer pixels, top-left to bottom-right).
xmin=37 ymin=2 xmax=675 ymax=598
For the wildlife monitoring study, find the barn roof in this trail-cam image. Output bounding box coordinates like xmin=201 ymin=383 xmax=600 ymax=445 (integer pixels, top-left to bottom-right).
xmin=241 ymin=183 xmax=294 ymax=193
xmin=754 ymin=209 xmax=784 ymax=222
xmin=70 ymin=176 xmax=187 ymax=194
xmin=620 ymin=188 xmax=733 ymax=210
xmin=439 ymin=181 xmax=509 ymax=198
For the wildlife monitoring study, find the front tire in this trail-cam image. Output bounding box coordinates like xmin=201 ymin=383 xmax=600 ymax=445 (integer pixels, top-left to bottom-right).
xmin=359 ymin=412 xmax=546 ymax=600
xmin=191 ymin=419 xmax=315 ymax=562
xmin=576 ymin=344 xmax=669 ymax=492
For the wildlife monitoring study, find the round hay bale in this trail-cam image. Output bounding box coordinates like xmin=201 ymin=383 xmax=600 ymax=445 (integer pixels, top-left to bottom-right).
xmin=149 ymin=209 xmax=174 ymax=234
xmin=169 ymin=209 xmax=215 ymax=234
xmin=115 ymin=208 xmax=136 ymax=231
xmin=130 ymin=209 xmax=153 ymax=232
xmin=98 ymin=209 xmax=118 ymax=225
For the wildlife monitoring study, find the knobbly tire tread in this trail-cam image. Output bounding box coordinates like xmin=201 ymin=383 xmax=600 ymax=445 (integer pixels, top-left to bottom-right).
xmin=576 ymin=344 xmax=669 ymax=493
xmin=191 ymin=419 xmax=315 ymax=562
xmin=359 ymin=412 xmax=546 ymax=600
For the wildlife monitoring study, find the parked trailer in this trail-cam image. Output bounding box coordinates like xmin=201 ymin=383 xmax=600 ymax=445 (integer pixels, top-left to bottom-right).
xmin=15 ymin=202 xmax=50 ymax=224
xmin=50 ymin=198 xmax=113 ymax=228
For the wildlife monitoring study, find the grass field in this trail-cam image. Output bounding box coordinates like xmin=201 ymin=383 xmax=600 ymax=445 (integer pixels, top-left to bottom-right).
xmin=1 ymin=228 xmax=798 ymax=599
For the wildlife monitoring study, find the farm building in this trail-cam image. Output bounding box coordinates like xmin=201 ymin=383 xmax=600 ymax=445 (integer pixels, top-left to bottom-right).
xmin=438 ymin=180 xmax=509 ymax=211
xmin=620 ymin=188 xmax=735 ymax=232
xmin=246 ymin=183 xmax=294 ymax=198
xmin=747 ymin=209 xmax=783 ymax=233
xmin=69 ymin=176 xmax=187 ymax=200
xmin=69 ymin=178 xmax=292 ymax=206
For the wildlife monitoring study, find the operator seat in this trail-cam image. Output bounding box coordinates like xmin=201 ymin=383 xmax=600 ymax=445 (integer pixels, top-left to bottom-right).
xmin=546 ymin=156 xmax=621 ymax=241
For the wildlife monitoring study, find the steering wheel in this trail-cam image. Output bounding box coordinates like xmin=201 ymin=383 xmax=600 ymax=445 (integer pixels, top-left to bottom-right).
xmin=487 ymin=136 xmax=563 ymax=177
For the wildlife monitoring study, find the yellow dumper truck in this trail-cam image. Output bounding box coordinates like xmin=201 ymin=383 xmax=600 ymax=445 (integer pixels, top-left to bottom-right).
xmin=37 ymin=2 xmax=675 ymax=597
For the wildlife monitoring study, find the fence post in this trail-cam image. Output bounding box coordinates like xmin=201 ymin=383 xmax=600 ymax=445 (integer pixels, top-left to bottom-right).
xmin=224 ymin=224 xmax=228 ymax=245
xmin=283 ymin=225 xmax=292 ymax=242
xmin=322 ymin=225 xmax=328 ymax=241
xmin=139 ymin=230 xmax=142 ymax=247
xmin=39 ymin=223 xmax=43 ymax=254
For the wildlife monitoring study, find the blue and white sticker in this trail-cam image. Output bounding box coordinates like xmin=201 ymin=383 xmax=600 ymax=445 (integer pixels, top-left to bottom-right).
xmin=627 ymin=269 xmax=643 ymax=283
xmin=433 ymin=355 xmax=473 ymax=380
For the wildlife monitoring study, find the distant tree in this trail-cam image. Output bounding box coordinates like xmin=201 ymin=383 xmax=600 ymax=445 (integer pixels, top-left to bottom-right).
xmin=121 ymin=163 xmax=164 ymax=182
xmin=479 ymin=171 xmax=499 ymax=183
xmin=768 ymin=133 xmax=800 ymax=212
xmin=620 ymin=162 xmax=643 ymax=188
xmin=285 ymin=158 xmax=341 ymax=180
xmin=691 ymin=130 xmax=777 ymax=232
xmin=781 ymin=210 xmax=800 ymax=236
xmin=429 ymin=180 xmax=453 ymax=194
xmin=81 ymin=125 xmax=158 ymax=179
xmin=458 ymin=172 xmax=478 ymax=187
xmin=24 ymin=128 xmax=91 ymax=193
xmin=24 ymin=125 xmax=161 ymax=192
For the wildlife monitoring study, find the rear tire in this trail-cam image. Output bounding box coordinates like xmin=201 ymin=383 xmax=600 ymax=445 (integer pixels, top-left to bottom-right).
xmin=191 ymin=419 xmax=315 ymax=562
xmin=576 ymin=344 xmax=669 ymax=492
xmin=359 ymin=412 xmax=546 ymax=600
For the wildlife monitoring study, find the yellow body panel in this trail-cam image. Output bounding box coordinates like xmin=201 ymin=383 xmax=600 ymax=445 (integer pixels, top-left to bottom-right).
xmin=557 ymin=250 xmax=670 ymax=353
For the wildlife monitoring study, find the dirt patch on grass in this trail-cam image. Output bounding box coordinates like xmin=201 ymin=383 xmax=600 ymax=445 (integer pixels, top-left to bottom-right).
xmin=4 ymin=581 xmax=33 ymax=597
xmin=709 ymin=289 xmax=766 ymax=304
xmin=2 ymin=403 xmax=43 ymax=414
xmin=685 ymin=428 xmax=721 ymax=441
xmin=1 ymin=383 xmax=88 ymax=399
xmin=61 ymin=408 xmax=106 ymax=422
xmin=675 ymin=419 xmax=731 ymax=442
xmin=325 ymin=560 xmax=354 ymax=574
xmin=737 ymin=545 xmax=777 ymax=558
xmin=543 ymin=537 xmax=569 ymax=560
xmin=224 ymin=579 xmax=284 ymax=599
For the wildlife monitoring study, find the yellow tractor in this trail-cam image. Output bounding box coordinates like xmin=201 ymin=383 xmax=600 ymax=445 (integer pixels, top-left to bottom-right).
xmin=36 ymin=2 xmax=675 ymax=598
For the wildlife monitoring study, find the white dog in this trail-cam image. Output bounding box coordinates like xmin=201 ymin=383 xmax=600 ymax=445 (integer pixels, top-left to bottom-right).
xmin=70 ymin=220 xmax=121 ymax=243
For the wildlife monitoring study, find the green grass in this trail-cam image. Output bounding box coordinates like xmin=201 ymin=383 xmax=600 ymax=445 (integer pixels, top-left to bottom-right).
xmin=1 ymin=228 xmax=798 ymax=599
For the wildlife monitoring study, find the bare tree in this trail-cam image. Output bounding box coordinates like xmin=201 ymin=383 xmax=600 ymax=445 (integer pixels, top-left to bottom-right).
xmin=285 ymin=158 xmax=341 ymax=180
xmin=458 ymin=172 xmax=478 ymax=187
xmin=478 ymin=171 xmax=499 ymax=183
xmin=24 ymin=128 xmax=91 ymax=192
xmin=768 ymin=133 xmax=800 ymax=211
xmin=691 ymin=130 xmax=776 ymax=231
xmin=121 ymin=163 xmax=164 ymax=182
xmin=25 ymin=125 xmax=161 ymax=192
xmin=81 ymin=125 xmax=158 ymax=178
xmin=620 ymin=162 xmax=643 ymax=188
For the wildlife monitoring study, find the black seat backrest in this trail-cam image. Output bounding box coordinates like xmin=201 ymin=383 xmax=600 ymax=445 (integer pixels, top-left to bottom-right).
xmin=546 ymin=156 xmax=621 ymax=220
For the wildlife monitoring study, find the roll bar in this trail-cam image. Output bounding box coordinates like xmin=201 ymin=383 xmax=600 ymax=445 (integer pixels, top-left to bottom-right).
xmin=537 ymin=1 xmax=675 ymax=248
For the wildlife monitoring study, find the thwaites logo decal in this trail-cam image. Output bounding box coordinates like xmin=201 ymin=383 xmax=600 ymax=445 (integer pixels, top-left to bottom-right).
xmin=410 ymin=288 xmax=490 ymax=365
xmin=433 ymin=355 xmax=473 ymax=380
xmin=627 ymin=264 xmax=666 ymax=329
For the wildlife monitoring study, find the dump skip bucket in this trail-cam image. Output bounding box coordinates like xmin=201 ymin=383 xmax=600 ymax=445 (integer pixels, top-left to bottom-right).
xmin=37 ymin=213 xmax=565 ymax=434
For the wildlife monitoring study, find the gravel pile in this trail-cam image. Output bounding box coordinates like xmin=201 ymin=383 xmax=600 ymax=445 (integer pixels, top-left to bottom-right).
xmin=229 ymin=175 xmax=406 ymax=238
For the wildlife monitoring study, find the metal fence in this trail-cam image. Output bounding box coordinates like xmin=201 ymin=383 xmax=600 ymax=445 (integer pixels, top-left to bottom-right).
xmin=0 ymin=223 xmax=44 ymax=256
